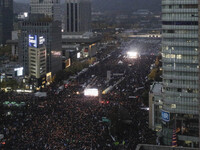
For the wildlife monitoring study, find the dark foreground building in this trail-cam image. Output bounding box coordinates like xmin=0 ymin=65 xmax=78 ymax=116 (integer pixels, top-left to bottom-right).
xmin=0 ymin=0 xmax=13 ymax=45
xmin=136 ymin=144 xmax=198 ymax=150
xmin=64 ymin=0 xmax=91 ymax=33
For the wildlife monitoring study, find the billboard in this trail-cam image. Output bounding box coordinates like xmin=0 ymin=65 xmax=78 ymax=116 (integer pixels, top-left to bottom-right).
xmin=161 ymin=110 xmax=170 ymax=122
xmin=84 ymin=88 xmax=99 ymax=97
xmin=29 ymin=35 xmax=37 ymax=48
xmin=14 ymin=67 xmax=23 ymax=77
xmin=77 ymin=52 xmax=81 ymax=58
xmin=65 ymin=59 xmax=71 ymax=68
xmin=29 ymin=35 xmax=45 ymax=48
xmin=39 ymin=36 xmax=45 ymax=45
xmin=46 ymin=72 xmax=52 ymax=84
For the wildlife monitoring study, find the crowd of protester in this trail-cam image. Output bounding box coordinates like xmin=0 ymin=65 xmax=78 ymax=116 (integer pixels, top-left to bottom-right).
xmin=0 ymin=40 xmax=158 ymax=150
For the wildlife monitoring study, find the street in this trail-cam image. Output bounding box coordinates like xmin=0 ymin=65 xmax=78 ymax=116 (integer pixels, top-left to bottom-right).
xmin=0 ymin=38 xmax=160 ymax=150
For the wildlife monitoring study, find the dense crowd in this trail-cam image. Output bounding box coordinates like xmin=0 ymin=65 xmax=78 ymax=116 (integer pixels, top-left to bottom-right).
xmin=0 ymin=40 xmax=158 ymax=150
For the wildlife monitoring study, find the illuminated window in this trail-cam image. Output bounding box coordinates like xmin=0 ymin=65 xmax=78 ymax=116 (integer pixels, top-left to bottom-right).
xmin=171 ymin=104 xmax=176 ymax=108
xmin=162 ymin=53 xmax=165 ymax=58
xmin=166 ymin=54 xmax=175 ymax=58
xmin=177 ymin=55 xmax=182 ymax=59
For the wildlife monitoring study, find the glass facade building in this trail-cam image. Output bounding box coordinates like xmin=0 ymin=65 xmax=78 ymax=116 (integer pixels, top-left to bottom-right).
xmin=161 ymin=0 xmax=199 ymax=147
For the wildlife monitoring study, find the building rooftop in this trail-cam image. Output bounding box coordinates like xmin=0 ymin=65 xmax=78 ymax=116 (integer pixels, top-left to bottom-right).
xmin=150 ymin=82 xmax=162 ymax=95
xmin=136 ymin=144 xmax=199 ymax=150
xmin=62 ymin=32 xmax=102 ymax=43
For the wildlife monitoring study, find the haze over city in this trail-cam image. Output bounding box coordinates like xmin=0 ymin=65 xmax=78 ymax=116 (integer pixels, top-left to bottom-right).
xmin=0 ymin=0 xmax=199 ymax=150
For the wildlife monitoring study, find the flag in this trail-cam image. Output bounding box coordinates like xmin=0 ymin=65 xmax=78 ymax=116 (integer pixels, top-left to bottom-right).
xmin=172 ymin=128 xmax=178 ymax=147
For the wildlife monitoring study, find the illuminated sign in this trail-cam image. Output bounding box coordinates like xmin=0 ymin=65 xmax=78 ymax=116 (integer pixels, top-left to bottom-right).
xmin=24 ymin=12 xmax=28 ymax=17
xmin=29 ymin=35 xmax=45 ymax=48
xmin=161 ymin=110 xmax=170 ymax=122
xmin=29 ymin=35 xmax=37 ymax=48
xmin=46 ymin=72 xmax=52 ymax=83
xmin=77 ymin=52 xmax=81 ymax=58
xmin=84 ymin=88 xmax=99 ymax=97
xmin=65 ymin=59 xmax=71 ymax=68
xmin=39 ymin=36 xmax=45 ymax=45
xmin=14 ymin=67 xmax=24 ymax=76
xmin=51 ymin=51 xmax=61 ymax=56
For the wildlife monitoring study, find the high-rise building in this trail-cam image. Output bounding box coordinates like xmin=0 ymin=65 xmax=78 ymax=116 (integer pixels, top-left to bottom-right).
xmin=64 ymin=0 xmax=91 ymax=33
xmin=0 ymin=0 xmax=13 ymax=45
xmin=28 ymin=35 xmax=46 ymax=79
xmin=161 ymin=0 xmax=199 ymax=147
xmin=30 ymin=0 xmax=61 ymax=21
xmin=198 ymin=1 xmax=200 ymax=148
xmin=19 ymin=15 xmax=62 ymax=76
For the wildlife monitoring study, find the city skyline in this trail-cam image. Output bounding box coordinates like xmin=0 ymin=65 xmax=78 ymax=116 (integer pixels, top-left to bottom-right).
xmin=0 ymin=0 xmax=199 ymax=149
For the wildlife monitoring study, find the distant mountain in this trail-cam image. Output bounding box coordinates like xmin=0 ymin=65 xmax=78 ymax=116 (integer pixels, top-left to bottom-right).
xmin=92 ymin=0 xmax=161 ymax=13
xmin=13 ymin=0 xmax=161 ymax=14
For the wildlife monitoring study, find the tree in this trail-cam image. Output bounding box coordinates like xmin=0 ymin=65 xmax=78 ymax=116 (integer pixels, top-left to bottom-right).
xmin=155 ymin=57 xmax=160 ymax=67
xmin=141 ymin=90 xmax=149 ymax=106
xmin=148 ymin=68 xmax=158 ymax=80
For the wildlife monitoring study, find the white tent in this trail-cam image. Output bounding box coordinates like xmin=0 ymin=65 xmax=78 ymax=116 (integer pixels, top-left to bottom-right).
xmin=0 ymin=134 xmax=4 ymax=140
xmin=35 ymin=92 xmax=47 ymax=98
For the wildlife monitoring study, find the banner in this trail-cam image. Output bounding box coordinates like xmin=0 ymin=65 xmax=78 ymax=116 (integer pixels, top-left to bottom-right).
xmin=161 ymin=110 xmax=170 ymax=122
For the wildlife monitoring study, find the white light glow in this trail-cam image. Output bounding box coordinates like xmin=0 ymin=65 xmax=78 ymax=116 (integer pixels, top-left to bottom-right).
xmin=141 ymin=107 xmax=149 ymax=111
xmin=39 ymin=36 xmax=45 ymax=45
xmin=84 ymin=88 xmax=99 ymax=97
xmin=16 ymin=89 xmax=32 ymax=93
xmin=77 ymin=52 xmax=81 ymax=58
xmin=127 ymin=51 xmax=138 ymax=59
xmin=14 ymin=67 xmax=24 ymax=76
xmin=51 ymin=51 xmax=61 ymax=56
xmin=24 ymin=12 xmax=28 ymax=17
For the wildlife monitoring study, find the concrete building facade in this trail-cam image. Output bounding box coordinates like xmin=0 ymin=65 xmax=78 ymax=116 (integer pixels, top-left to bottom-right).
xmin=62 ymin=32 xmax=101 ymax=62
xmin=149 ymin=82 xmax=163 ymax=131
xmin=30 ymin=0 xmax=61 ymax=21
xmin=19 ymin=15 xmax=62 ymax=76
xmin=29 ymin=45 xmax=46 ymax=79
xmin=136 ymin=144 xmax=198 ymax=150
xmin=161 ymin=0 xmax=199 ymax=147
xmin=64 ymin=0 xmax=91 ymax=33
